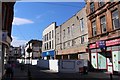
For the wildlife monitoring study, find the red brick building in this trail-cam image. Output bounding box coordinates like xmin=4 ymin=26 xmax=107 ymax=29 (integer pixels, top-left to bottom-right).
xmin=86 ymin=0 xmax=120 ymax=74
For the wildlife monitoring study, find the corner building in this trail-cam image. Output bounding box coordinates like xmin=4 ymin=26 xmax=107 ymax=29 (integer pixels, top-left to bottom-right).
xmin=86 ymin=0 xmax=120 ymax=74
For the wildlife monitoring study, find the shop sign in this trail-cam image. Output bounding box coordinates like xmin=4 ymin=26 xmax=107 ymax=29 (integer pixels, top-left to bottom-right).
xmin=106 ymin=38 xmax=120 ymax=46
xmin=98 ymin=40 xmax=106 ymax=49
xmin=89 ymin=44 xmax=96 ymax=49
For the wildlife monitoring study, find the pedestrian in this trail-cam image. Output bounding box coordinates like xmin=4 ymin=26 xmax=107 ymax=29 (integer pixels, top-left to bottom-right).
xmin=5 ymin=61 xmax=14 ymax=80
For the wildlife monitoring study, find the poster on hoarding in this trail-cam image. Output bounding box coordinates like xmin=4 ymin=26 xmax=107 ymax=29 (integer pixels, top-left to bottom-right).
xmin=112 ymin=51 xmax=118 ymax=71
xmin=91 ymin=53 xmax=97 ymax=69
xmin=98 ymin=52 xmax=106 ymax=69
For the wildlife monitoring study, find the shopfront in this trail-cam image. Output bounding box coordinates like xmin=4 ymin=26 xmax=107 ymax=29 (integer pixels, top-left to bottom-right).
xmin=89 ymin=38 xmax=120 ymax=73
xmin=42 ymin=50 xmax=55 ymax=60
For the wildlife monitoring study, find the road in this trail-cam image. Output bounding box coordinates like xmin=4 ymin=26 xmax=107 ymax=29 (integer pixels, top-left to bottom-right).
xmin=2 ymin=64 xmax=119 ymax=80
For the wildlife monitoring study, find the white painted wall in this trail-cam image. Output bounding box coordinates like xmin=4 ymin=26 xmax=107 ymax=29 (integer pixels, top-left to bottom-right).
xmin=37 ymin=59 xmax=88 ymax=73
xmin=49 ymin=60 xmax=58 ymax=72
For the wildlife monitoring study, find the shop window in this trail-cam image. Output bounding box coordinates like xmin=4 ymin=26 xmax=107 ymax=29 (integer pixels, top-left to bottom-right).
xmin=112 ymin=9 xmax=120 ymax=29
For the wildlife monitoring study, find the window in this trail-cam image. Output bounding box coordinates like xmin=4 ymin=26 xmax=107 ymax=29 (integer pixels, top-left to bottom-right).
xmin=45 ymin=35 xmax=46 ymax=41
xmin=49 ymin=31 xmax=51 ymax=40
xmin=63 ymin=29 xmax=65 ymax=38
xmin=72 ymin=39 xmax=75 ymax=46
xmin=57 ymin=33 xmax=59 ymax=40
xmin=90 ymin=2 xmax=95 ymax=13
xmin=67 ymin=42 xmax=70 ymax=47
xmin=49 ymin=41 xmax=51 ymax=49
xmin=92 ymin=21 xmax=97 ymax=36
xmin=63 ymin=42 xmax=65 ymax=49
xmin=52 ymin=40 xmax=54 ymax=49
xmin=52 ymin=30 xmax=54 ymax=38
xmin=45 ymin=43 xmax=46 ymax=50
xmin=47 ymin=33 xmax=48 ymax=41
xmin=100 ymin=16 xmax=106 ymax=33
xmin=71 ymin=24 xmax=74 ymax=36
xmin=80 ymin=18 xmax=84 ymax=31
xmin=112 ymin=9 xmax=120 ymax=29
xmin=99 ymin=0 xmax=104 ymax=7
xmin=2 ymin=6 xmax=7 ymax=30
xmin=81 ymin=36 xmax=84 ymax=44
xmin=68 ymin=27 xmax=70 ymax=34
xmin=47 ymin=42 xmax=48 ymax=50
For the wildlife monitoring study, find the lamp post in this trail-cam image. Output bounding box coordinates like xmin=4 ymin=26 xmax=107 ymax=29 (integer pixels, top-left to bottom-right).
xmin=27 ymin=43 xmax=32 ymax=80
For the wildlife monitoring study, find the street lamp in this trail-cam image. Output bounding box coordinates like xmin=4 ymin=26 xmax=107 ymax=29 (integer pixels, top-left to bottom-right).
xmin=26 ymin=42 xmax=32 ymax=80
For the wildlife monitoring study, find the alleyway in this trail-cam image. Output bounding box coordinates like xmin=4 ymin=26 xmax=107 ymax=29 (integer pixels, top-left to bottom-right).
xmin=2 ymin=64 xmax=119 ymax=80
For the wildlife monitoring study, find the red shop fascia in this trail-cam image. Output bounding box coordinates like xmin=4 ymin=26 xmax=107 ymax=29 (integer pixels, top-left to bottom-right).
xmin=89 ymin=38 xmax=120 ymax=51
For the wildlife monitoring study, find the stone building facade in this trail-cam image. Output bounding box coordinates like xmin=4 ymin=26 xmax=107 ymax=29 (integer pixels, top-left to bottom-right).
xmin=42 ymin=22 xmax=57 ymax=60
xmin=55 ymin=7 xmax=89 ymax=60
xmin=86 ymin=0 xmax=120 ymax=73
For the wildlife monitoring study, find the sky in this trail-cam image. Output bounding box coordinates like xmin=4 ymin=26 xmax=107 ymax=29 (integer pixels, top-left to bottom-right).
xmin=11 ymin=1 xmax=85 ymax=47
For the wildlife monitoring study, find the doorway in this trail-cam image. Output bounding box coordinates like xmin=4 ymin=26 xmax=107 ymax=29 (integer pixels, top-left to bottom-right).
xmin=106 ymin=52 xmax=113 ymax=73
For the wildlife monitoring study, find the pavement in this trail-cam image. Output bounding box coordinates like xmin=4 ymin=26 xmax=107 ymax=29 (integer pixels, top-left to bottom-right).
xmin=2 ymin=64 xmax=120 ymax=80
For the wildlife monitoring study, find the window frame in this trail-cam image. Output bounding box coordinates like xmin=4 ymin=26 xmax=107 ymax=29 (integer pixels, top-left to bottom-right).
xmin=92 ymin=21 xmax=97 ymax=36
xmin=67 ymin=27 xmax=70 ymax=34
xmin=81 ymin=36 xmax=84 ymax=44
xmin=98 ymin=0 xmax=105 ymax=7
xmin=80 ymin=18 xmax=84 ymax=31
xmin=100 ymin=16 xmax=107 ymax=33
xmin=90 ymin=2 xmax=95 ymax=13
xmin=63 ymin=29 xmax=65 ymax=38
xmin=112 ymin=9 xmax=119 ymax=30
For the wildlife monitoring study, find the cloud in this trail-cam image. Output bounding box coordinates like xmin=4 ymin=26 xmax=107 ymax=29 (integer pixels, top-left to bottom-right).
xmin=11 ymin=36 xmax=28 ymax=47
xmin=12 ymin=17 xmax=34 ymax=26
xmin=36 ymin=11 xmax=55 ymax=19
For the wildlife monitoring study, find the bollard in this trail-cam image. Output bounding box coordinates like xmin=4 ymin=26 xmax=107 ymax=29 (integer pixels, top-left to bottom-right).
xmin=110 ymin=73 xmax=112 ymax=80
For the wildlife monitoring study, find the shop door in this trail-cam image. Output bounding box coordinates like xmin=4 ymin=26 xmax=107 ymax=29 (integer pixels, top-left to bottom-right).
xmin=107 ymin=57 xmax=113 ymax=73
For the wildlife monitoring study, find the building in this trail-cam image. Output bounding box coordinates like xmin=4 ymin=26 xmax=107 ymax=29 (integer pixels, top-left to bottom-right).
xmin=7 ymin=46 xmax=21 ymax=62
xmin=42 ymin=22 xmax=57 ymax=60
xmin=86 ymin=0 xmax=120 ymax=74
xmin=0 ymin=2 xmax=15 ymax=79
xmin=55 ymin=7 xmax=89 ymax=60
xmin=25 ymin=39 xmax=42 ymax=64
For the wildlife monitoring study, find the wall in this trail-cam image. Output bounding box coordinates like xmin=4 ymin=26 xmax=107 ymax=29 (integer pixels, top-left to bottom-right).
xmin=37 ymin=59 xmax=88 ymax=73
xmin=55 ymin=7 xmax=88 ymax=56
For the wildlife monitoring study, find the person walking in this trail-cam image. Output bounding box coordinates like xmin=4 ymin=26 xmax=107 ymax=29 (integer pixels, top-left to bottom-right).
xmin=5 ymin=61 xmax=14 ymax=80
